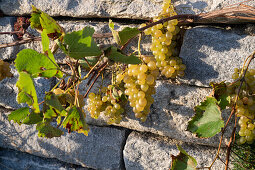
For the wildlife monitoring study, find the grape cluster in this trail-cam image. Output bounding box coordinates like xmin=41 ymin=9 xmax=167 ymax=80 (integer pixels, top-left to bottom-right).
xmin=0 ymin=60 xmax=13 ymax=81
xmin=140 ymin=0 xmax=186 ymax=78
xmin=87 ymin=85 xmax=125 ymax=124
xmin=228 ymin=68 xmax=255 ymax=144
xmin=116 ymin=56 xmax=158 ymax=122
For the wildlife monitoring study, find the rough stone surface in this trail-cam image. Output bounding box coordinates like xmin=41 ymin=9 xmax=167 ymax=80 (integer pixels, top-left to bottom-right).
xmin=0 ymin=0 xmax=254 ymax=19
xmin=83 ymin=80 xmax=233 ymax=147
xmin=124 ymin=131 xmax=227 ymax=170
xmin=179 ymin=26 xmax=255 ymax=87
xmin=0 ymin=17 xmax=18 ymax=60
xmin=0 ymin=108 xmax=127 ymax=169
xmin=0 ymin=66 xmax=52 ymax=109
xmin=0 ymin=147 xmax=90 ymax=170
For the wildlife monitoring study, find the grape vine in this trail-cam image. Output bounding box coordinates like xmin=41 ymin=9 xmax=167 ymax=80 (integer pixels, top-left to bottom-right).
xmin=0 ymin=0 xmax=254 ymax=169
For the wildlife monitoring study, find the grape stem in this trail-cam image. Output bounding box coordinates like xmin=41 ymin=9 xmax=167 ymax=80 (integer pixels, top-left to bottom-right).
xmin=83 ymin=61 xmax=108 ymax=98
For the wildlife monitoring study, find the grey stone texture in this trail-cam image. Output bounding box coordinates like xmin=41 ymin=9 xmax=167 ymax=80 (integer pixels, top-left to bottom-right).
xmin=124 ymin=131 xmax=227 ymax=170
xmin=179 ymin=26 xmax=255 ymax=87
xmin=0 ymin=0 xmax=254 ymax=19
xmin=0 ymin=108 xmax=127 ymax=169
xmin=83 ymin=80 xmax=232 ymax=147
xmin=0 ymin=17 xmax=18 ymax=60
xmin=0 ymin=147 xmax=89 ymax=170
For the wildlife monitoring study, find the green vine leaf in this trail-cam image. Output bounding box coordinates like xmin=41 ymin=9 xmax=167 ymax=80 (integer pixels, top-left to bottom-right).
xmin=36 ymin=121 xmax=63 ymax=138
xmin=109 ymin=20 xmax=140 ymax=46
xmin=15 ymin=49 xmax=62 ymax=78
xmin=210 ymin=81 xmax=230 ymax=110
xmin=62 ymin=106 xmax=89 ymax=135
xmin=104 ymin=47 xmax=142 ymax=64
xmin=118 ymin=27 xmax=140 ymax=45
xmin=63 ymin=27 xmax=102 ymax=59
xmin=187 ymin=97 xmax=224 ymax=138
xmin=45 ymin=92 xmax=66 ymax=116
xmin=171 ymin=145 xmax=197 ymax=170
xmin=41 ymin=29 xmax=50 ymax=52
xmin=30 ymin=6 xmax=42 ymax=31
xmin=30 ymin=5 xmax=64 ymax=37
xmin=16 ymin=72 xmax=40 ymax=113
xmin=8 ymin=107 xmax=42 ymax=125
xmin=109 ymin=19 xmax=121 ymax=45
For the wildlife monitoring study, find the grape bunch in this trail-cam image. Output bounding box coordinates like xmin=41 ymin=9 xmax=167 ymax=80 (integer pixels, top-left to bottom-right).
xmin=228 ymin=68 xmax=255 ymax=144
xmin=0 ymin=60 xmax=13 ymax=81
xmin=87 ymin=85 xmax=126 ymax=124
xmin=140 ymin=0 xmax=186 ymax=78
xmin=115 ymin=56 xmax=158 ymax=122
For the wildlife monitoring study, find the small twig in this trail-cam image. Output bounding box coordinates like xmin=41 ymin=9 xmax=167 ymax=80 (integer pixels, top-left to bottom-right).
xmin=87 ymin=61 xmax=108 ymax=85
xmin=83 ymin=62 xmax=108 ymax=98
xmin=38 ymin=100 xmax=44 ymax=106
xmin=0 ymin=31 xmax=24 ymax=35
xmin=225 ymin=126 xmax=237 ymax=170
xmin=138 ymin=14 xmax=198 ymax=32
xmin=0 ymin=37 xmax=41 ymax=49
xmin=83 ymin=57 xmax=92 ymax=68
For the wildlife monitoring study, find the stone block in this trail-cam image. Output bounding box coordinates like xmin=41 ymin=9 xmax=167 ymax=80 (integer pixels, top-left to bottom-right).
xmin=0 ymin=0 xmax=254 ymax=19
xmin=124 ymin=131 xmax=227 ymax=170
xmin=0 ymin=108 xmax=127 ymax=169
xmin=179 ymin=26 xmax=255 ymax=87
xmin=0 ymin=147 xmax=89 ymax=170
xmin=0 ymin=17 xmax=18 ymax=60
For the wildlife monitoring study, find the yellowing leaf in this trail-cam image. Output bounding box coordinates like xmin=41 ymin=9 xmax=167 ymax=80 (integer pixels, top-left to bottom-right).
xmin=171 ymin=145 xmax=197 ymax=170
xmin=62 ymin=106 xmax=89 ymax=135
xmin=16 ymin=72 xmax=40 ymax=113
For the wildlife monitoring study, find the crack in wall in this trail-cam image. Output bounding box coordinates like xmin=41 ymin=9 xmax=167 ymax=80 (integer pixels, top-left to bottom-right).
xmin=120 ymin=129 xmax=133 ymax=170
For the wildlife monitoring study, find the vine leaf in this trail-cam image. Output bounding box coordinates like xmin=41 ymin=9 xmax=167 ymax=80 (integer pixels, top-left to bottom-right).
xmin=171 ymin=145 xmax=197 ymax=170
xmin=44 ymin=108 xmax=57 ymax=119
xmin=109 ymin=19 xmax=121 ymax=45
xmin=187 ymin=97 xmax=224 ymax=138
xmin=30 ymin=6 xmax=42 ymax=31
xmin=15 ymin=49 xmax=62 ymax=78
xmin=62 ymin=106 xmax=89 ymax=135
xmin=16 ymin=72 xmax=40 ymax=113
xmin=30 ymin=5 xmax=63 ymax=37
xmin=63 ymin=27 xmax=102 ymax=59
xmin=41 ymin=29 xmax=50 ymax=52
xmin=109 ymin=20 xmax=140 ymax=46
xmin=36 ymin=121 xmax=63 ymax=138
xmin=8 ymin=107 xmax=42 ymax=125
xmin=0 ymin=60 xmax=13 ymax=81
xmin=118 ymin=27 xmax=140 ymax=45
xmin=45 ymin=92 xmax=66 ymax=116
xmin=104 ymin=47 xmax=142 ymax=64
xmin=210 ymin=81 xmax=230 ymax=110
